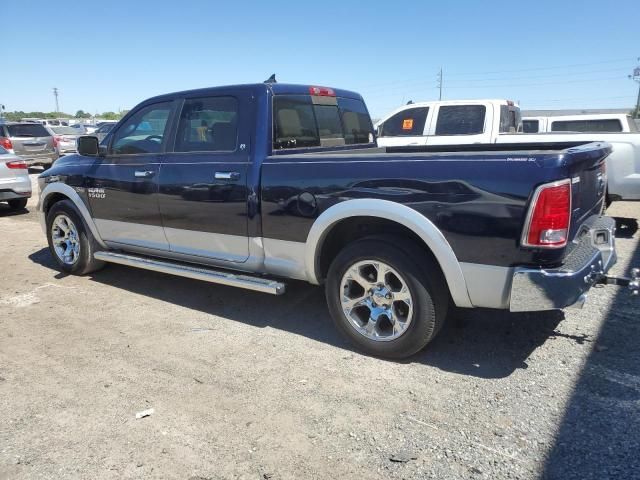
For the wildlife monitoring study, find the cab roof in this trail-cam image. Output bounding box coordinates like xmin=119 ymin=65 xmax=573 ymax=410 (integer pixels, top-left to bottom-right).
xmin=142 ymin=83 xmax=364 ymax=106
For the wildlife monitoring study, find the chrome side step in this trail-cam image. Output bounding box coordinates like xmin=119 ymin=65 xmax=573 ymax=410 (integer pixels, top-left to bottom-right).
xmin=94 ymin=251 xmax=286 ymax=295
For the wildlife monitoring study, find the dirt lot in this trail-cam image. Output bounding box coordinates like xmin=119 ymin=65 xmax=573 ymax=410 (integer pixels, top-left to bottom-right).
xmin=1 ymin=175 xmax=639 ymax=480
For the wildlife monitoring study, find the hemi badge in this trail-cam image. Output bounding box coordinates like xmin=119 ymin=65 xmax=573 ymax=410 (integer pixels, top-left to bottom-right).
xmin=571 ymin=177 xmax=581 ymax=184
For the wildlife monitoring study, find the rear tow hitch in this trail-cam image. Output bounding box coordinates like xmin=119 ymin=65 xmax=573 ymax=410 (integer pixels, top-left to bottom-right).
xmin=593 ymin=268 xmax=640 ymax=296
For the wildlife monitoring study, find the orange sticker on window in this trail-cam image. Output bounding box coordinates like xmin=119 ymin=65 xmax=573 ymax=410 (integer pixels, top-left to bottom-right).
xmin=402 ymin=118 xmax=414 ymax=130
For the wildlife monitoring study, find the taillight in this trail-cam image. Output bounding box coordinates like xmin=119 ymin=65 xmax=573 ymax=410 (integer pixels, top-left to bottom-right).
xmin=309 ymin=86 xmax=336 ymax=97
xmin=53 ymin=136 xmax=61 ymax=148
xmin=7 ymin=160 xmax=28 ymax=170
xmin=0 ymin=136 xmax=12 ymax=150
xmin=522 ymin=179 xmax=572 ymax=248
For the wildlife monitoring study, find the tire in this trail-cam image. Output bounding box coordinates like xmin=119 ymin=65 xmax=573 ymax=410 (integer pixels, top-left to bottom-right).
xmin=46 ymin=199 xmax=105 ymax=275
xmin=7 ymin=198 xmax=28 ymax=210
xmin=325 ymin=236 xmax=448 ymax=359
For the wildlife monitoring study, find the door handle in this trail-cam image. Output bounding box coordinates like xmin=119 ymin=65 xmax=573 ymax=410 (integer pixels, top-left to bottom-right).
xmin=134 ymin=170 xmax=155 ymax=178
xmin=215 ymin=171 xmax=240 ymax=180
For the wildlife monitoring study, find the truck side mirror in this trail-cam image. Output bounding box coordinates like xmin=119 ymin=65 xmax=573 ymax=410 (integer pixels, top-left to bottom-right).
xmin=77 ymin=135 xmax=100 ymax=156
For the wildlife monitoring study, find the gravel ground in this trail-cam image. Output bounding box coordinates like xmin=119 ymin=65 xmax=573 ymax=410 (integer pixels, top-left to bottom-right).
xmin=0 ymin=174 xmax=638 ymax=480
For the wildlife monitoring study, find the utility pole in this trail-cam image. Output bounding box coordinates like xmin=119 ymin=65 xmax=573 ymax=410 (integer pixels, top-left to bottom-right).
xmin=436 ymin=67 xmax=443 ymax=101
xmin=630 ymin=59 xmax=640 ymax=119
xmin=53 ymin=87 xmax=60 ymax=114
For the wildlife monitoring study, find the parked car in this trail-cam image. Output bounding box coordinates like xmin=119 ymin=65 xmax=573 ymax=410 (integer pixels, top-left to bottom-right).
xmin=37 ymin=82 xmax=637 ymax=358
xmin=376 ymin=99 xmax=640 ymax=202
xmin=92 ymin=122 xmax=116 ymax=143
xmin=0 ymin=122 xmax=59 ymax=167
xmin=70 ymin=124 xmax=87 ymax=134
xmin=21 ymin=118 xmax=69 ymax=127
xmin=48 ymin=126 xmax=81 ymax=155
xmin=82 ymin=124 xmax=98 ymax=134
xmin=96 ymin=121 xmax=118 ymax=128
xmin=523 ymin=113 xmax=639 ymax=134
xmin=0 ymin=145 xmax=31 ymax=210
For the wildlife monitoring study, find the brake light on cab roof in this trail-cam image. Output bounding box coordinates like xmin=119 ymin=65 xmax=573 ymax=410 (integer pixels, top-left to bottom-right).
xmin=309 ymin=86 xmax=336 ymax=97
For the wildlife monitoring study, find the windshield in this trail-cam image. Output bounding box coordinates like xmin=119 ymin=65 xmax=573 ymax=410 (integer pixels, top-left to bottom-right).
xmin=7 ymin=124 xmax=50 ymax=137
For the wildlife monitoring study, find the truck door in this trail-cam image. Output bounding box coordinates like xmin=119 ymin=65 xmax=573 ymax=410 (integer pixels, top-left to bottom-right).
xmin=85 ymin=101 xmax=174 ymax=250
xmin=426 ymin=104 xmax=490 ymax=145
xmin=375 ymin=106 xmax=429 ymax=147
xmin=158 ymin=93 xmax=250 ymax=262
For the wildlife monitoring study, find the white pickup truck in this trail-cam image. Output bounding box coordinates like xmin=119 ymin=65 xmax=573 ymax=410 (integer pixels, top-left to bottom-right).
xmin=375 ymin=100 xmax=640 ymax=202
xmin=523 ymin=113 xmax=639 ymax=134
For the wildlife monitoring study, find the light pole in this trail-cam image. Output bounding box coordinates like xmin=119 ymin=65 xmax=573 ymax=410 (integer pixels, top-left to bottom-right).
xmin=53 ymin=87 xmax=60 ymax=114
xmin=630 ymin=61 xmax=640 ymax=119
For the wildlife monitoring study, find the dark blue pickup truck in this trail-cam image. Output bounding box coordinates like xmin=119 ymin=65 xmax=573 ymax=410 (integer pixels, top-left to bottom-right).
xmin=37 ymin=82 xmax=638 ymax=358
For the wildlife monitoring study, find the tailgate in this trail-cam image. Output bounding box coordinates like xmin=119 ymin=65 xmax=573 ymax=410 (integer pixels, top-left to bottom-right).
xmin=562 ymin=142 xmax=611 ymax=239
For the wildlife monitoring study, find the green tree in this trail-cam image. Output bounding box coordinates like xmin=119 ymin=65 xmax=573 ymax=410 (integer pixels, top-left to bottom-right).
xmin=100 ymin=111 xmax=121 ymax=120
xmin=75 ymin=110 xmax=91 ymax=119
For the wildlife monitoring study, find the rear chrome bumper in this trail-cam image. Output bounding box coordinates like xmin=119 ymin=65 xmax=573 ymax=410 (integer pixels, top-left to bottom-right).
xmin=510 ymin=216 xmax=617 ymax=312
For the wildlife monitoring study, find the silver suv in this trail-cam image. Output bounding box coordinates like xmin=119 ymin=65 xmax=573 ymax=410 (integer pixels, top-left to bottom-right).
xmin=0 ymin=145 xmax=31 ymax=210
xmin=0 ymin=122 xmax=59 ymax=167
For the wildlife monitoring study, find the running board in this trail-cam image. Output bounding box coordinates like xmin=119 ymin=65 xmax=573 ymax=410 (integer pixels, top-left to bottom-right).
xmin=93 ymin=251 xmax=286 ymax=295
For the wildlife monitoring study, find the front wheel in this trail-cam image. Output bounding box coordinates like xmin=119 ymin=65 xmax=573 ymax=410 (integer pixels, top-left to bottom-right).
xmin=325 ymin=237 xmax=448 ymax=359
xmin=46 ymin=199 xmax=105 ymax=275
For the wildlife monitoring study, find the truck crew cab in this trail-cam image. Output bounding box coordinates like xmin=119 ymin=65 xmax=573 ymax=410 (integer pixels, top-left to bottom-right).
xmin=37 ymin=82 xmax=638 ymax=358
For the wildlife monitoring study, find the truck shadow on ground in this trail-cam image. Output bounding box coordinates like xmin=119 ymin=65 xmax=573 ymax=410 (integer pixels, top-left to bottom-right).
xmin=0 ymin=204 xmax=29 ymax=217
xmin=541 ymin=230 xmax=640 ymax=479
xmin=29 ymin=248 xmax=573 ymax=380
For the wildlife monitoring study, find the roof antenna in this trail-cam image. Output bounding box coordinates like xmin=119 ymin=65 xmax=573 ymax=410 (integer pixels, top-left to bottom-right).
xmin=406 ymin=100 xmax=414 ymax=105
xmin=264 ymin=73 xmax=277 ymax=84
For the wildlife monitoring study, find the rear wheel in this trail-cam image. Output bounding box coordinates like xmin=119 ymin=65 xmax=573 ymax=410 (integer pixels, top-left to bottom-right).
xmin=7 ymin=198 xmax=28 ymax=210
xmin=325 ymin=236 xmax=448 ymax=359
xmin=46 ymin=200 xmax=105 ymax=275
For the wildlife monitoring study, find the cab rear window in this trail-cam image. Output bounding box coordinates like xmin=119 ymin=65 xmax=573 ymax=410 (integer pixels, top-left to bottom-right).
xmin=7 ymin=124 xmax=50 ymax=137
xmin=273 ymin=95 xmax=373 ymax=150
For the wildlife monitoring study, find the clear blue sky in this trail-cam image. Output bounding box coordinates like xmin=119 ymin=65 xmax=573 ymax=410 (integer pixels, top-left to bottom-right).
xmin=2 ymin=0 xmax=638 ymax=119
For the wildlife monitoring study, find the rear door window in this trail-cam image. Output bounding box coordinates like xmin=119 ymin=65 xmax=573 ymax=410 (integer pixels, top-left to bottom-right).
xmin=551 ymin=119 xmax=623 ymax=132
xmin=7 ymin=124 xmax=50 ymax=137
xmin=379 ymin=107 xmax=428 ymax=137
xmin=175 ymin=96 xmax=238 ymax=152
xmin=523 ymin=120 xmax=539 ymax=133
xmin=435 ymin=105 xmax=486 ymax=135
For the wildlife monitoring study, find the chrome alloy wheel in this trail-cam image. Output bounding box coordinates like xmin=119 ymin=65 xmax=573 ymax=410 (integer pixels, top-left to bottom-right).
xmin=340 ymin=260 xmax=414 ymax=342
xmin=51 ymin=214 xmax=80 ymax=265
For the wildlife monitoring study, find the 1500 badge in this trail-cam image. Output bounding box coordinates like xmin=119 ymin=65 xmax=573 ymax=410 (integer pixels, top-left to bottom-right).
xmin=88 ymin=188 xmax=106 ymax=199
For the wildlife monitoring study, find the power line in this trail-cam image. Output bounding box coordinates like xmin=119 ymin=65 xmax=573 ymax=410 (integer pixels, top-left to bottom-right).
xmin=358 ymin=57 xmax=635 ymax=91
xmin=443 ymin=57 xmax=635 ymax=77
